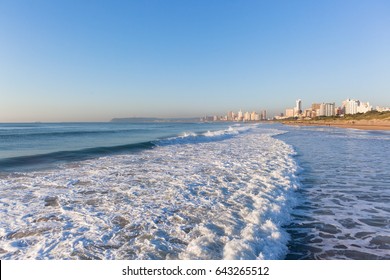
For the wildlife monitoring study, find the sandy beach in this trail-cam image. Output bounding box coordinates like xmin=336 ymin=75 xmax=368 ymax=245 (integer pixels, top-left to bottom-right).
xmin=282 ymin=119 xmax=390 ymax=131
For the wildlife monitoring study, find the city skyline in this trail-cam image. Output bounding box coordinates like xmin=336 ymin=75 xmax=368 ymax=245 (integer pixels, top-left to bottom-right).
xmin=279 ymin=97 xmax=378 ymax=120
xmin=202 ymin=95 xmax=390 ymax=122
xmin=1 ymin=0 xmax=390 ymax=122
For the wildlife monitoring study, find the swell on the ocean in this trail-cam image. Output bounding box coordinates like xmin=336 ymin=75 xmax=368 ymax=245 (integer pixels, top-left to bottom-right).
xmin=0 ymin=141 xmax=156 ymax=172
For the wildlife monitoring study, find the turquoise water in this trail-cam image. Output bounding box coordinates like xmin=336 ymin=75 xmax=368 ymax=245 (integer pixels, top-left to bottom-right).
xmin=0 ymin=122 xmax=230 ymax=171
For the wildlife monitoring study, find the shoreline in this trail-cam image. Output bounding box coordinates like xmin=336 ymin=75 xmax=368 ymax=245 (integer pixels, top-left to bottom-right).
xmin=281 ymin=120 xmax=390 ymax=131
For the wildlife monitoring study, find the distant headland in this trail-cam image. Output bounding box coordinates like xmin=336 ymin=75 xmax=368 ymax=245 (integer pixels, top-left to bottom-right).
xmin=110 ymin=117 xmax=200 ymax=123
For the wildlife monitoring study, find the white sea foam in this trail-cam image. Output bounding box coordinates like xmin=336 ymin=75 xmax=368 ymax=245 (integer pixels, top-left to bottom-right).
xmin=157 ymin=124 xmax=253 ymax=146
xmin=0 ymin=126 xmax=300 ymax=259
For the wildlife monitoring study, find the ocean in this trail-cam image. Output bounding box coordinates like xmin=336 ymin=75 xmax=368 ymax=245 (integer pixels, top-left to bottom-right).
xmin=0 ymin=122 xmax=389 ymax=260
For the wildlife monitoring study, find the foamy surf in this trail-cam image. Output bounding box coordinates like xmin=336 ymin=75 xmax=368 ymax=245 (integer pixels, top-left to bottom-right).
xmin=156 ymin=125 xmax=253 ymax=146
xmin=0 ymin=126 xmax=300 ymax=259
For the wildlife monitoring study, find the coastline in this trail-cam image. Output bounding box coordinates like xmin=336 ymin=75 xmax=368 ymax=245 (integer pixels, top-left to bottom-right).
xmin=282 ymin=119 xmax=390 ymax=131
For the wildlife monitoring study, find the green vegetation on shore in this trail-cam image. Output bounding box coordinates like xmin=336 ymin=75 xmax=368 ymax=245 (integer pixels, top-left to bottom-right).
xmin=277 ymin=110 xmax=390 ymax=122
xmin=340 ymin=111 xmax=390 ymax=120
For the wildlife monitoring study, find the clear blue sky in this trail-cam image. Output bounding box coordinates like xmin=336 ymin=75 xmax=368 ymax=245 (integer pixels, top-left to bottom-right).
xmin=1 ymin=0 xmax=389 ymax=121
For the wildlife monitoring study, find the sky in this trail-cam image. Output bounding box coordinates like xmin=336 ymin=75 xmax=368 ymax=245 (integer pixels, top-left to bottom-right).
xmin=1 ymin=0 xmax=389 ymax=122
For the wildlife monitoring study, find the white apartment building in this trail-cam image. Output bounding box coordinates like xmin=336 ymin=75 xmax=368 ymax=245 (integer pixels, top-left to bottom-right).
xmin=343 ymin=99 xmax=359 ymax=114
xmin=357 ymin=102 xmax=372 ymax=113
xmin=318 ymin=103 xmax=335 ymax=116
xmin=376 ymin=106 xmax=390 ymax=112
xmin=244 ymin=111 xmax=251 ymax=121
xmin=237 ymin=110 xmax=243 ymax=121
xmin=343 ymin=99 xmax=372 ymax=114
xmin=251 ymin=111 xmax=260 ymax=121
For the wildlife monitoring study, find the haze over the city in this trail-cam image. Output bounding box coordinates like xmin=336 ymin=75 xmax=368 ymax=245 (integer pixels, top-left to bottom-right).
xmin=1 ymin=0 xmax=389 ymax=122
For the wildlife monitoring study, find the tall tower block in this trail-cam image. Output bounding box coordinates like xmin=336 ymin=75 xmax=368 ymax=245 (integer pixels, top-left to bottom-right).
xmin=295 ymin=99 xmax=302 ymax=115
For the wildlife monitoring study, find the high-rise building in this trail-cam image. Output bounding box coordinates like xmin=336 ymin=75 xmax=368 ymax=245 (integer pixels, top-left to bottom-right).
xmin=304 ymin=109 xmax=312 ymax=118
xmin=285 ymin=108 xmax=294 ymax=118
xmin=227 ymin=111 xmax=234 ymax=121
xmin=343 ymin=99 xmax=359 ymax=114
xmin=319 ymin=104 xmax=325 ymax=116
xmin=261 ymin=110 xmax=267 ymax=120
xmin=327 ymin=103 xmax=335 ymax=116
xmin=251 ymin=111 xmax=259 ymax=121
xmin=312 ymin=103 xmax=321 ymax=111
xmin=244 ymin=111 xmax=251 ymax=121
xmin=343 ymin=99 xmax=372 ymax=114
xmin=238 ymin=110 xmax=243 ymax=121
xmin=318 ymin=103 xmax=335 ymax=116
xmin=295 ymin=99 xmax=302 ymax=115
xmin=357 ymin=102 xmax=372 ymax=113
xmin=335 ymin=107 xmax=343 ymax=115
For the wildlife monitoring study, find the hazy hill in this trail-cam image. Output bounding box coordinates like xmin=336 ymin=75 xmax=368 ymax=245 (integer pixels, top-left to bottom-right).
xmin=110 ymin=117 xmax=201 ymax=123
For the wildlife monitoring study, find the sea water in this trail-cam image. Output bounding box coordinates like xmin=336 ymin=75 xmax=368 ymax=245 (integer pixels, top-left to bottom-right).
xmin=0 ymin=122 xmax=389 ymax=259
xmin=277 ymin=125 xmax=390 ymax=259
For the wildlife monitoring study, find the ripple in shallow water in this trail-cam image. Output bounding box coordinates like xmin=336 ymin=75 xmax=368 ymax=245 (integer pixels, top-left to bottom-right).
xmin=280 ymin=127 xmax=390 ymax=260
